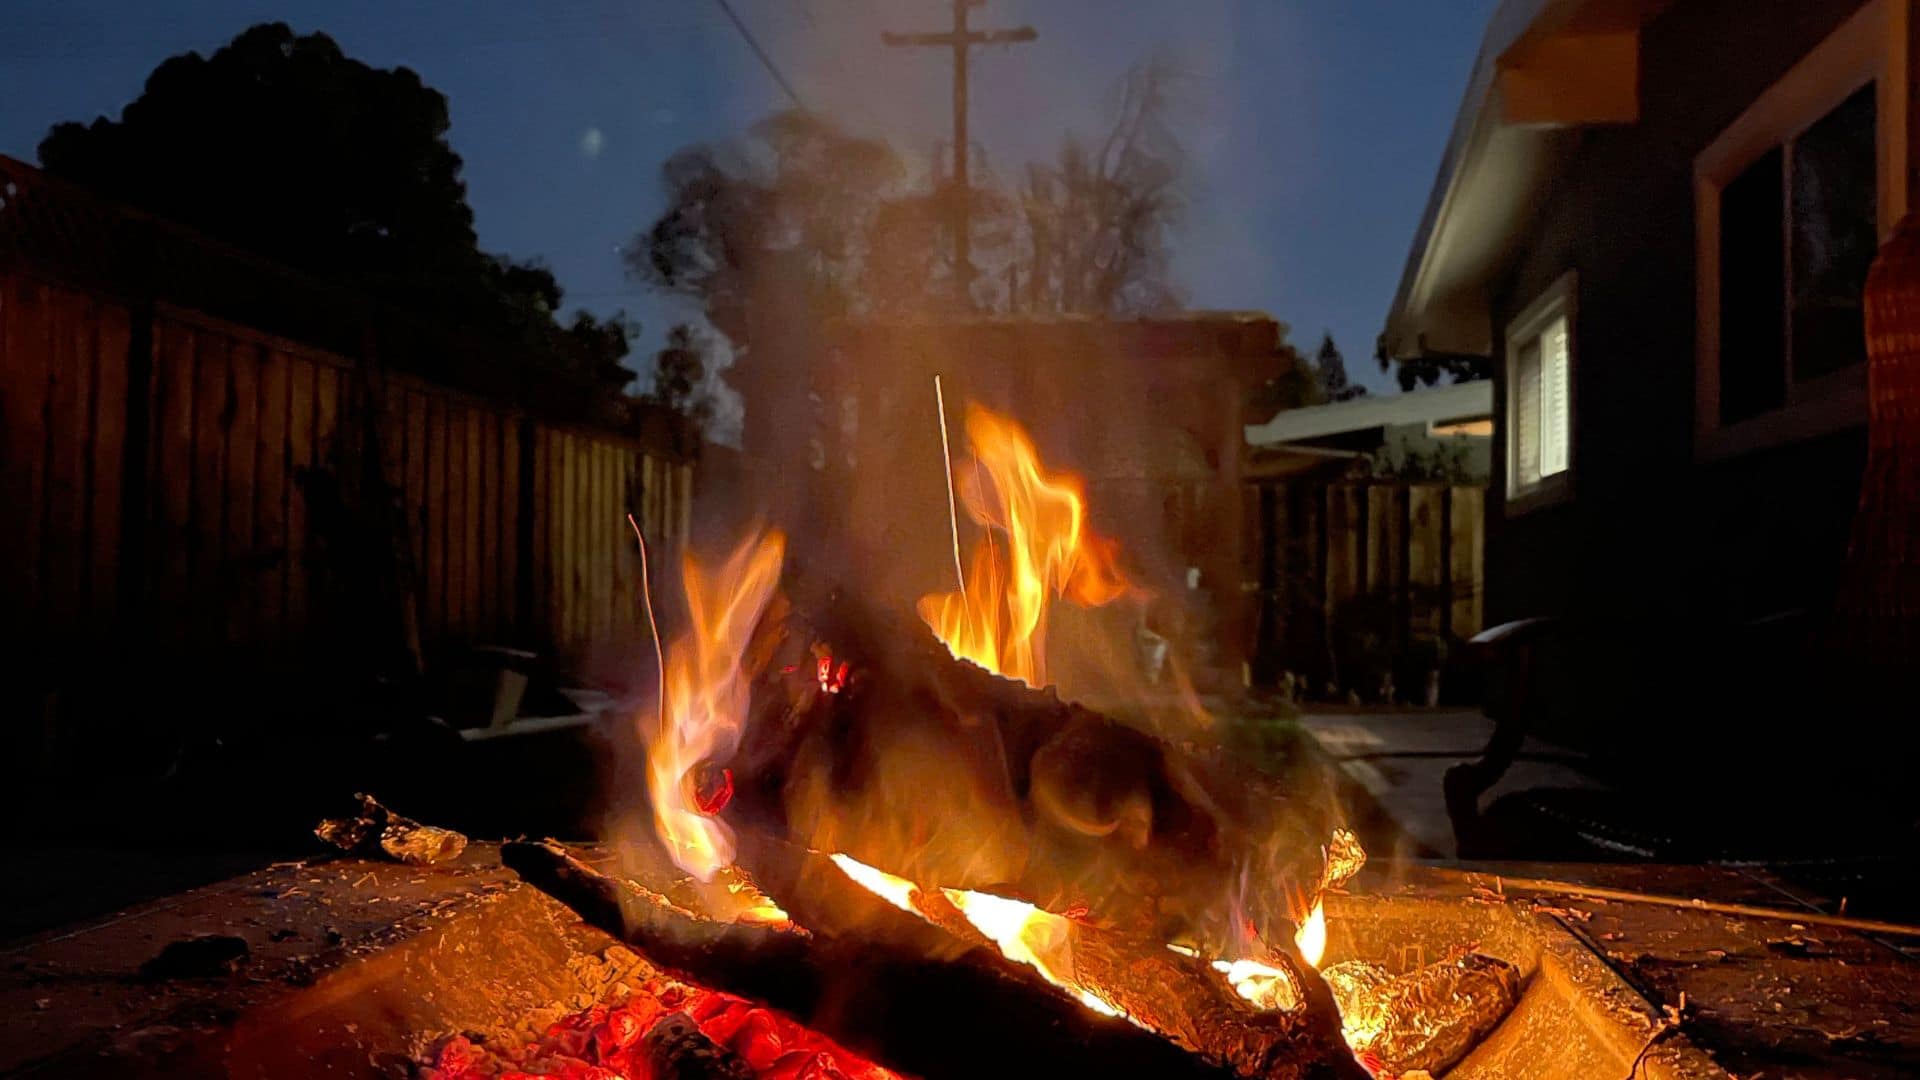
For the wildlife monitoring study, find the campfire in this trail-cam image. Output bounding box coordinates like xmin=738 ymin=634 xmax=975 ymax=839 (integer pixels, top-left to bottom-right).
xmin=449 ymin=401 xmax=1520 ymax=1080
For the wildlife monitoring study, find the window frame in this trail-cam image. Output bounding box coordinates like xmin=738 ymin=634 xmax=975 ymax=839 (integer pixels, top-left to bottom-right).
xmin=1504 ymin=270 xmax=1577 ymax=514
xmin=1693 ymin=0 xmax=1906 ymax=460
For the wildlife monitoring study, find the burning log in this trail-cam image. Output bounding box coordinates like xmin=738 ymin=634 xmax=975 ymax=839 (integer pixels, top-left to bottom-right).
xmin=733 ymin=832 xmax=1366 ymax=1080
xmin=503 ymin=839 xmax=1336 ymax=1080
xmin=728 ymin=585 xmax=1344 ymax=957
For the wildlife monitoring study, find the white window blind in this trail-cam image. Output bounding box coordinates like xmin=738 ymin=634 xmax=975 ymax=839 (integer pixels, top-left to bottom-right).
xmin=1538 ymin=316 xmax=1570 ymax=477
xmin=1506 ymin=275 xmax=1574 ymax=502
xmin=1514 ymin=338 xmax=1542 ymax=487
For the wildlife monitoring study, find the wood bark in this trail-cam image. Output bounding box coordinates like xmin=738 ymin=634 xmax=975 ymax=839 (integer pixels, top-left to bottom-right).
xmin=728 ymin=586 xmax=1342 ymax=958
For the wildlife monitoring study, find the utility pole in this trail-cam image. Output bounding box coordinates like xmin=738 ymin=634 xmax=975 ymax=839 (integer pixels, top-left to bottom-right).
xmin=883 ymin=1 xmax=1035 ymax=309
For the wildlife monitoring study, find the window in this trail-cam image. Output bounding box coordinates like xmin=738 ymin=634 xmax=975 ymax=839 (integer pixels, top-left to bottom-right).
xmin=1506 ymin=272 xmax=1575 ymax=507
xmin=1695 ymin=0 xmax=1902 ymax=456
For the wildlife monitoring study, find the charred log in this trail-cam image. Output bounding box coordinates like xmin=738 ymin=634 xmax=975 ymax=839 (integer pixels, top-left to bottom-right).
xmin=641 ymin=1013 xmax=756 ymax=1080
xmin=1067 ymin=930 xmax=1355 ymax=1080
xmin=503 ymin=839 xmax=1257 ymax=1080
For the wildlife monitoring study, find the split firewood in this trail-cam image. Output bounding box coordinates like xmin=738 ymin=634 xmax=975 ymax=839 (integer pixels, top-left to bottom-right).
xmin=726 ymin=585 xmax=1345 ymax=957
xmin=1323 ymin=952 xmax=1522 ymax=1076
xmin=731 ymin=829 xmax=1366 ymax=1080
xmin=503 ymin=838 xmax=1260 ymax=1080
xmin=314 ymin=792 xmax=466 ymax=865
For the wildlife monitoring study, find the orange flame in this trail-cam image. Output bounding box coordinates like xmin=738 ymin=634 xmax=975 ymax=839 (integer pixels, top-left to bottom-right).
xmin=828 ymin=852 xmax=1121 ymax=1017
xmin=649 ymin=528 xmax=786 ymax=881
xmin=1204 ymin=901 xmax=1327 ymax=1012
xmin=918 ymin=404 xmax=1127 ymax=686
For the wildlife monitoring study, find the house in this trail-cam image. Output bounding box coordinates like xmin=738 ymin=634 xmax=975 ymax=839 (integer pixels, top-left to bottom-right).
xmin=1244 ymin=380 xmax=1495 ymax=483
xmin=1380 ymin=0 xmax=1898 ymax=757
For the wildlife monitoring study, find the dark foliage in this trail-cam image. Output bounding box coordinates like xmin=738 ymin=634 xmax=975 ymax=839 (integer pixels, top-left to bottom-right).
xmin=1313 ymin=333 xmax=1366 ymax=402
xmin=1373 ymin=335 xmax=1493 ymax=392
xmin=647 ymin=323 xmax=715 ymax=426
xmin=38 ymin=22 xmax=635 ymax=412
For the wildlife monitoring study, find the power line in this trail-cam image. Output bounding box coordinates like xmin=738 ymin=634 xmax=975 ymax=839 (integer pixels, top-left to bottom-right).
xmin=709 ymin=0 xmax=805 ymax=110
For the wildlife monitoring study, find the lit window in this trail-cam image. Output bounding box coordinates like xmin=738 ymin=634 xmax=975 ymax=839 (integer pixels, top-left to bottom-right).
xmin=1506 ymin=274 xmax=1575 ymax=504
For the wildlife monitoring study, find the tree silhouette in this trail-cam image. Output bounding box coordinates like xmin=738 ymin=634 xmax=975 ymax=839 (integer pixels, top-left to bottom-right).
xmin=632 ymin=56 xmax=1190 ymax=411
xmin=39 ymin=22 xmax=634 ymax=408
xmin=647 ymin=323 xmax=714 ymax=426
xmin=1314 ymin=333 xmax=1366 ymax=402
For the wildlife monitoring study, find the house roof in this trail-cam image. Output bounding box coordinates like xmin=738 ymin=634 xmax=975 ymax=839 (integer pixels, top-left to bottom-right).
xmin=1380 ymin=0 xmax=1676 ymax=361
xmin=1244 ymin=380 xmax=1493 ymax=447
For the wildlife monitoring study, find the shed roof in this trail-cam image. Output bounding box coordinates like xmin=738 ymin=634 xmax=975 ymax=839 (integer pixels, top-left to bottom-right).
xmin=1243 ymin=380 xmax=1492 ymax=447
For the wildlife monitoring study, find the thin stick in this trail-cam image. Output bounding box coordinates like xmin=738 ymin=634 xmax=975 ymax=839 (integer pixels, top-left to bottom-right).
xmin=1437 ymin=869 xmax=1920 ymax=939
xmin=935 ymin=374 xmax=967 ymax=596
xmin=628 ymin=514 xmax=667 ymax=737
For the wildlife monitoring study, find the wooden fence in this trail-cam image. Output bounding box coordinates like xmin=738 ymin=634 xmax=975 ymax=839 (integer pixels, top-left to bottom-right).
xmin=1 ymin=271 xmax=692 ymax=677
xmin=1247 ymin=479 xmax=1484 ymax=692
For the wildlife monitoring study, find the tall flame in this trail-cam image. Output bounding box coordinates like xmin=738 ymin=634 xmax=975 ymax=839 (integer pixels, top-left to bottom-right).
xmin=649 ymin=528 xmax=786 ymax=881
xmin=918 ymin=403 xmax=1127 ymax=686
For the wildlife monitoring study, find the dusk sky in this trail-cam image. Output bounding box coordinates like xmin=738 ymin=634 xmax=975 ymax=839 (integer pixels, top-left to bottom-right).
xmin=2 ymin=0 xmax=1498 ymax=399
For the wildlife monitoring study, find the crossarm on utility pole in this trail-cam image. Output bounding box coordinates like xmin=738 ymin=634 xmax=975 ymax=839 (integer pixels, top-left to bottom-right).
xmin=881 ymin=2 xmax=1037 ymax=310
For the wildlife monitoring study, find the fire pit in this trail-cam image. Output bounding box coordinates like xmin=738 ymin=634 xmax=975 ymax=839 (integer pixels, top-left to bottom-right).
xmin=1 ymin=848 xmax=1748 ymax=1079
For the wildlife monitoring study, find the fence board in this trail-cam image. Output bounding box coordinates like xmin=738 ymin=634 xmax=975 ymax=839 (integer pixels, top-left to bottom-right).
xmin=43 ymin=289 xmax=93 ymax=640
xmin=285 ymin=354 xmax=315 ymax=634
xmin=463 ymin=407 xmax=483 ymax=636
xmin=501 ymin=417 xmax=520 ymax=639
xmin=223 ymin=340 xmax=259 ymax=645
xmin=4 ymin=275 xmax=696 ymax=673
xmin=189 ymin=330 xmax=231 ymax=623
xmin=1450 ymin=486 xmax=1485 ymax=639
xmin=1408 ymin=484 xmax=1446 ymax=637
xmin=5 ymin=280 xmax=51 ymax=641
xmin=90 ymin=303 xmax=131 ymax=633
xmin=1365 ymin=484 xmax=1401 ymax=598
xmin=531 ymin=427 xmax=550 ymax=640
xmin=1326 ymin=485 xmax=1363 ymax=612
xmin=254 ymin=346 xmax=289 ymax=642
xmin=447 ymin=404 xmax=470 ymax=635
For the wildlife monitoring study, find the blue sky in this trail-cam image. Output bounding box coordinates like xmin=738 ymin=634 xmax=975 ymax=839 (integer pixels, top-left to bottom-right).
xmin=1 ymin=1 xmax=1496 ymax=397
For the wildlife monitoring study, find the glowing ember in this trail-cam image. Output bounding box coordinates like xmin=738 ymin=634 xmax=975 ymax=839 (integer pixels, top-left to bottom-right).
xmin=940 ymin=886 xmax=1123 ymax=1018
xmin=918 ymin=403 xmax=1127 ymax=686
xmin=649 ymin=528 xmax=786 ymax=881
xmin=425 ymin=975 xmax=900 ymax=1080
